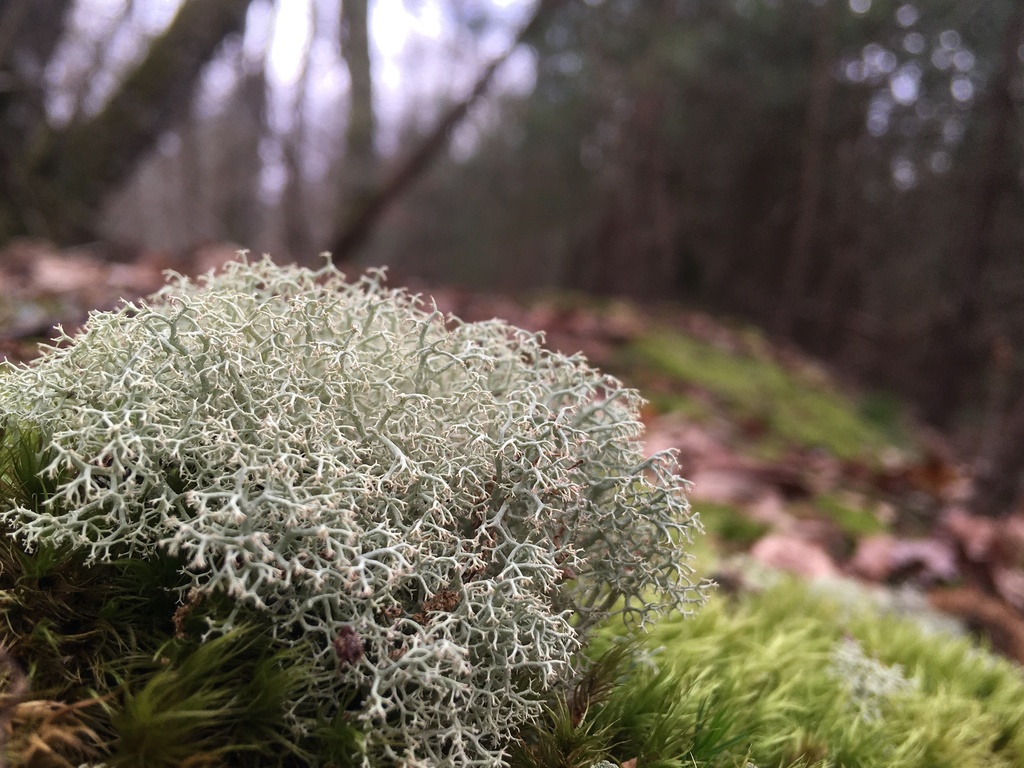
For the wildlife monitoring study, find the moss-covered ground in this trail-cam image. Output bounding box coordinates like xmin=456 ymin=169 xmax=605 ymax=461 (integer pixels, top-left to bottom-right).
xmin=3 ymin=280 xmax=1021 ymax=768
xmin=516 ymin=580 xmax=1024 ymax=768
xmin=618 ymin=329 xmax=907 ymax=462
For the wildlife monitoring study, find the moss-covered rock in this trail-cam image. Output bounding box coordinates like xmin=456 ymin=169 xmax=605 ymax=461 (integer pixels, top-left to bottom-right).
xmin=0 ymin=256 xmax=705 ymax=766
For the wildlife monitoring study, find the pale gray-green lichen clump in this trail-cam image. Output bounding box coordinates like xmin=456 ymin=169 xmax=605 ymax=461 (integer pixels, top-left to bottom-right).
xmin=0 ymin=255 xmax=705 ymax=766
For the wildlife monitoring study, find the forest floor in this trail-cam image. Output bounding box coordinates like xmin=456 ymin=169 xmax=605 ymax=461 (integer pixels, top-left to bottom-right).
xmin=2 ymin=240 xmax=1023 ymax=664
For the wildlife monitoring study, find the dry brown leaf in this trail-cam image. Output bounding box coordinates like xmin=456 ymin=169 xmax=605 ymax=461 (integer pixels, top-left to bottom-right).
xmin=747 ymin=491 xmax=796 ymax=528
xmin=642 ymin=416 xmax=729 ymax=466
xmin=995 ymin=516 xmax=1024 ymax=565
xmin=790 ymin=517 xmax=849 ymax=560
xmin=32 ymin=253 xmax=107 ymax=295
xmin=929 ymin=587 xmax=1024 ymax=664
xmin=942 ymin=508 xmax=997 ymax=562
xmin=750 ymin=534 xmax=839 ymax=579
xmin=849 ymin=535 xmax=958 ymax=585
xmin=992 ymin=566 xmax=1024 ymax=612
xmin=6 ymin=698 xmax=103 ymax=768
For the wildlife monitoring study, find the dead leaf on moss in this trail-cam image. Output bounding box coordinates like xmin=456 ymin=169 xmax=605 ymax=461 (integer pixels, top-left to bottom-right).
xmin=942 ymin=508 xmax=997 ymax=562
xmin=929 ymin=587 xmax=1024 ymax=664
xmin=992 ymin=567 xmax=1024 ymax=612
xmin=849 ymin=535 xmax=958 ymax=585
xmin=750 ymin=534 xmax=839 ymax=579
xmin=995 ymin=516 xmax=1024 ymax=565
xmin=688 ymin=468 xmax=765 ymax=505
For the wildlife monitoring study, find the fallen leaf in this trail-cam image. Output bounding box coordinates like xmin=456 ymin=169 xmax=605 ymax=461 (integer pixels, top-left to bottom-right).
xmin=33 ymin=252 xmax=107 ymax=294
xmin=789 ymin=517 xmax=849 ymax=561
xmin=750 ymin=534 xmax=839 ymax=579
xmin=941 ymin=508 xmax=996 ymax=561
xmin=994 ymin=516 xmax=1024 ymax=566
xmin=929 ymin=587 xmax=1024 ymax=664
xmin=992 ymin=566 xmax=1024 ymax=612
xmin=747 ymin=490 xmax=796 ymax=527
xmin=849 ymin=535 xmax=958 ymax=585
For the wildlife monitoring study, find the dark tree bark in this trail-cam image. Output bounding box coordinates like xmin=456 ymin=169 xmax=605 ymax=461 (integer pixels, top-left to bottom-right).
xmin=220 ymin=62 xmax=268 ymax=245
xmin=328 ymin=0 xmax=570 ymax=263
xmin=5 ymin=0 xmax=252 ymax=244
xmin=972 ymin=382 xmax=1024 ymax=517
xmin=919 ymin=3 xmax=1023 ymax=426
xmin=336 ymin=0 xmax=377 ymax=250
xmin=0 ymin=0 xmax=73 ymax=239
xmin=775 ymin=0 xmax=838 ymax=338
xmin=0 ymin=0 xmax=70 ymax=81
xmin=563 ymin=87 xmax=680 ymax=299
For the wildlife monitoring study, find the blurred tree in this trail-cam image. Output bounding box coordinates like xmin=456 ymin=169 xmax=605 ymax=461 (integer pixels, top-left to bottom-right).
xmin=378 ymin=0 xmax=1024 ymax=512
xmin=282 ymin=5 xmax=316 ymax=262
xmin=328 ymin=0 xmax=569 ymax=262
xmin=0 ymin=0 xmax=252 ymax=244
xmin=101 ymin=46 xmax=269 ymax=254
xmin=334 ymin=0 xmax=376 ymax=260
xmin=4 ymin=0 xmax=1024 ymax=513
xmin=776 ymin=0 xmax=840 ymax=338
xmin=0 ymin=0 xmax=75 ymax=239
xmin=960 ymin=2 xmax=1024 ymax=517
xmin=920 ymin=1 xmax=1023 ymax=427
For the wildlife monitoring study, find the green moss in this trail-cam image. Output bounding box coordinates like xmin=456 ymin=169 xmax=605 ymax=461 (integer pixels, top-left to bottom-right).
xmin=812 ymin=493 xmax=888 ymax=536
xmin=645 ymin=389 xmax=714 ymax=422
xmin=570 ymin=581 xmax=1024 ymax=768
xmin=857 ymin=390 xmax=911 ymax=446
xmin=695 ymin=502 xmax=770 ymax=548
xmin=624 ymin=331 xmax=901 ymax=461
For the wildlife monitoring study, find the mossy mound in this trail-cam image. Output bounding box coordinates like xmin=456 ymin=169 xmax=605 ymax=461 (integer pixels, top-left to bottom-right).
xmin=0 ymin=256 xmax=704 ymax=767
xmin=624 ymin=330 xmax=904 ymax=461
xmin=520 ymin=578 xmax=1024 ymax=768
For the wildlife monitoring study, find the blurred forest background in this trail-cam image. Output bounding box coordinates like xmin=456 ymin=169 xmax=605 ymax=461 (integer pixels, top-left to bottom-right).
xmin=1 ymin=0 xmax=1024 ymax=516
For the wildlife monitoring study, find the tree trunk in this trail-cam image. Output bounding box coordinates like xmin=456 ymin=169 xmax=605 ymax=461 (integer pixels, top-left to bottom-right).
xmin=775 ymin=0 xmax=838 ymax=338
xmin=0 ymin=0 xmax=73 ymax=240
xmin=919 ymin=3 xmax=1023 ymax=426
xmin=336 ymin=0 xmax=376 ymax=253
xmin=972 ymin=380 xmax=1024 ymax=517
xmin=328 ymin=0 xmax=570 ymax=263
xmin=18 ymin=0 xmax=252 ymax=243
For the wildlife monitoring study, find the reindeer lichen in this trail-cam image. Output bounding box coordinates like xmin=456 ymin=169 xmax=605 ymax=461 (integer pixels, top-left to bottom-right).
xmin=0 ymin=255 xmax=705 ymax=766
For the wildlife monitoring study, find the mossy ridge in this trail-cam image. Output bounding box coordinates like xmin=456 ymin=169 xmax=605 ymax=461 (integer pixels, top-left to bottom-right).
xmin=562 ymin=581 xmax=1024 ymax=768
xmin=808 ymin=493 xmax=887 ymax=538
xmin=693 ymin=502 xmax=771 ymax=549
xmin=624 ymin=331 xmax=903 ymax=462
xmin=1 ymin=256 xmax=706 ymax=766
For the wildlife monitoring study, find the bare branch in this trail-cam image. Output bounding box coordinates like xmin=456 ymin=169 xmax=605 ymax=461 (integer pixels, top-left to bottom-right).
xmin=328 ymin=0 xmax=570 ymax=263
xmin=36 ymin=0 xmax=252 ymax=236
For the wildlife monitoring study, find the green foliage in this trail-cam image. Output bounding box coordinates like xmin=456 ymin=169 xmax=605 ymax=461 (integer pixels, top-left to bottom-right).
xmin=615 ymin=581 xmax=1024 ymax=768
xmin=508 ymin=644 xmax=631 ymax=768
xmin=0 ymin=423 xmax=62 ymax=513
xmin=626 ymin=331 xmax=897 ymax=460
xmin=0 ymin=255 xmax=705 ymax=766
xmin=0 ymin=426 xmax=189 ymax=699
xmin=107 ymin=628 xmax=310 ymax=768
xmin=693 ymin=502 xmax=771 ymax=549
xmin=856 ymin=391 xmax=910 ymax=447
xmin=811 ymin=494 xmax=887 ymax=537
xmin=1 ymin=426 xmax=315 ymax=767
xmin=512 ymin=577 xmax=1024 ymax=768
